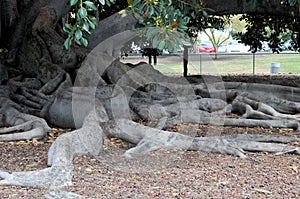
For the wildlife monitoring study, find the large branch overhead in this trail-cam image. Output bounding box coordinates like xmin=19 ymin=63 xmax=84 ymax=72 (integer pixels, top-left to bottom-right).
xmin=206 ymin=0 xmax=297 ymax=17
xmin=88 ymin=12 xmax=137 ymax=49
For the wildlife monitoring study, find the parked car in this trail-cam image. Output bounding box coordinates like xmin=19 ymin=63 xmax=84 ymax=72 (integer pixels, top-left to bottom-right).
xmin=196 ymin=43 xmax=216 ymax=53
xmin=131 ymin=45 xmax=142 ymax=54
xmin=226 ymin=40 xmax=250 ymax=52
xmin=260 ymin=41 xmax=271 ymax=52
xmin=281 ymin=39 xmax=294 ymax=51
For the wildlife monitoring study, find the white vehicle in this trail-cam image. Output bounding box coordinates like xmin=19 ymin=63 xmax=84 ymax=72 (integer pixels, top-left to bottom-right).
xmin=217 ymin=44 xmax=227 ymax=53
xmin=226 ymin=40 xmax=250 ymax=52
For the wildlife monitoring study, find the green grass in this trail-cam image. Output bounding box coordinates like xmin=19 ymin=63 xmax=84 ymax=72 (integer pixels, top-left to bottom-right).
xmin=152 ymin=53 xmax=300 ymax=75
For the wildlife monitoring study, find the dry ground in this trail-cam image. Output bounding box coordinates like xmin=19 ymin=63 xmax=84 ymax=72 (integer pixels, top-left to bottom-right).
xmin=0 ymin=124 xmax=299 ymax=198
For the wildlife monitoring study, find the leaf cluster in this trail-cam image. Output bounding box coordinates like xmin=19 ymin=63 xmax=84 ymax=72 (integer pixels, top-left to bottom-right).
xmin=127 ymin=0 xmax=211 ymax=51
xmin=64 ymin=0 xmax=116 ymax=49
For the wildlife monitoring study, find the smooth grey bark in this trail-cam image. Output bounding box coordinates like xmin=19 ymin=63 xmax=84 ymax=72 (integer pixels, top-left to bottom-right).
xmin=88 ymin=12 xmax=137 ymax=49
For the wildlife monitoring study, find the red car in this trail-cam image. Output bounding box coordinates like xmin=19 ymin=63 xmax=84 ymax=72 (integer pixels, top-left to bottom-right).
xmin=196 ymin=43 xmax=216 ymax=53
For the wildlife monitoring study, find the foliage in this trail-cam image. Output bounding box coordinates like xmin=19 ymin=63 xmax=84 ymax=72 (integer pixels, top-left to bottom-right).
xmin=63 ymin=0 xmax=300 ymax=52
xmin=63 ymin=0 xmax=116 ymax=49
xmin=63 ymin=0 xmax=208 ymax=50
xmin=234 ymin=14 xmax=300 ymax=53
xmin=127 ymin=0 xmax=195 ymax=51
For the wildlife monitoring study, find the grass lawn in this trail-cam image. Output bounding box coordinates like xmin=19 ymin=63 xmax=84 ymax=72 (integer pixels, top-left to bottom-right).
xmin=151 ymin=52 xmax=300 ymax=75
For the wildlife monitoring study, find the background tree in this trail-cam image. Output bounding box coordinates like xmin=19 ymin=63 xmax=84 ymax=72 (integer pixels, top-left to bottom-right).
xmin=200 ymin=15 xmax=247 ymax=53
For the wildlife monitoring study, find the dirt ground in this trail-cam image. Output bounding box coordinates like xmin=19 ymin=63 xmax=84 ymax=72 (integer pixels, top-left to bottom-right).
xmin=0 ymin=122 xmax=299 ymax=198
xmin=186 ymin=74 xmax=300 ymax=87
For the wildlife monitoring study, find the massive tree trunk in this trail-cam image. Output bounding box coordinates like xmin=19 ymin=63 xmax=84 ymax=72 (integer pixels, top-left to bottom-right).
xmin=0 ymin=0 xmax=300 ymax=197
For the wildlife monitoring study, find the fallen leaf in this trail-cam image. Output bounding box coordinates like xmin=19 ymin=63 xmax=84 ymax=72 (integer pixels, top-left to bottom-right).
xmin=289 ymin=166 xmax=298 ymax=173
xmin=289 ymin=142 xmax=299 ymax=146
xmin=228 ymin=163 xmax=235 ymax=168
xmin=254 ymin=188 xmax=272 ymax=194
xmin=26 ymin=163 xmax=38 ymax=167
xmin=211 ymin=177 xmax=218 ymax=182
xmin=85 ymin=167 xmax=93 ymax=172
xmin=49 ymin=132 xmax=55 ymax=138
xmin=32 ymin=138 xmax=39 ymax=144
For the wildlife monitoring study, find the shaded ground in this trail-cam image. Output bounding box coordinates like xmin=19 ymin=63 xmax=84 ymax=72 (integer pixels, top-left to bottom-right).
xmin=0 ymin=123 xmax=299 ymax=198
xmin=186 ymin=74 xmax=300 ymax=87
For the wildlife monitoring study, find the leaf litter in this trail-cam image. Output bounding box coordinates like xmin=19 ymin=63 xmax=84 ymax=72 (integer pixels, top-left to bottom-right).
xmin=0 ymin=124 xmax=299 ymax=198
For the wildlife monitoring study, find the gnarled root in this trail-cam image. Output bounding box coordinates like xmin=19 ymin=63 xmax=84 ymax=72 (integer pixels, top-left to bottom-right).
xmin=0 ymin=166 xmax=73 ymax=188
xmin=0 ymin=111 xmax=103 ymax=188
xmin=103 ymin=119 xmax=300 ymax=158
xmin=0 ymin=99 xmax=51 ymax=141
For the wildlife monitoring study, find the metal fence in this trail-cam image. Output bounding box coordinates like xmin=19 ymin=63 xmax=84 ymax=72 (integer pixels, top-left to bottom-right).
xmin=123 ymin=52 xmax=299 ymax=75
xmin=190 ymin=52 xmax=299 ymax=75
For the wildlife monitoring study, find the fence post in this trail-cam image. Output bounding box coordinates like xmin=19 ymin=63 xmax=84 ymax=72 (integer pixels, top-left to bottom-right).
xmin=183 ymin=45 xmax=189 ymax=77
xmin=252 ymin=53 xmax=256 ymax=74
xmin=200 ymin=54 xmax=202 ymax=75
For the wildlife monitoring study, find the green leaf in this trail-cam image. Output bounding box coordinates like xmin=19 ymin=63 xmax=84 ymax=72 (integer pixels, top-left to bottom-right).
xmin=75 ymin=38 xmax=81 ymax=45
xmin=83 ymin=22 xmax=90 ymax=32
xmin=99 ymin=0 xmax=105 ymax=5
xmin=132 ymin=0 xmax=140 ymax=7
xmin=138 ymin=3 xmax=146 ymax=13
xmin=106 ymin=0 xmax=111 ymax=6
xmin=89 ymin=16 xmax=98 ymax=24
xmin=203 ymin=10 xmax=208 ymax=18
xmin=64 ymin=36 xmax=72 ymax=50
xmin=70 ymin=0 xmax=79 ymax=6
xmin=64 ymin=23 xmax=72 ymax=30
xmin=79 ymin=7 xmax=87 ymax=18
xmin=63 ymin=24 xmax=72 ymax=32
xmin=149 ymin=6 xmax=154 ymax=16
xmin=81 ymin=37 xmax=88 ymax=47
xmin=84 ymin=1 xmax=97 ymax=10
xmin=146 ymin=27 xmax=160 ymax=39
xmin=75 ymin=29 xmax=83 ymax=40
xmin=88 ymin=20 xmax=96 ymax=29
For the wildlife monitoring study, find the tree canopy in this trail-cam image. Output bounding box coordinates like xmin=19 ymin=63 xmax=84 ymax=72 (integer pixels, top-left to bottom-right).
xmin=62 ymin=0 xmax=300 ymax=52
